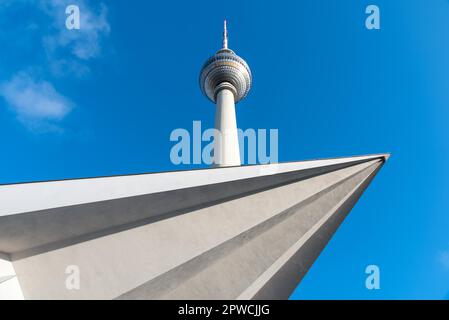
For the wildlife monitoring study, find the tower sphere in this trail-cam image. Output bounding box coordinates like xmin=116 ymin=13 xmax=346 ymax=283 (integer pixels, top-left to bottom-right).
xmin=199 ymin=21 xmax=252 ymax=103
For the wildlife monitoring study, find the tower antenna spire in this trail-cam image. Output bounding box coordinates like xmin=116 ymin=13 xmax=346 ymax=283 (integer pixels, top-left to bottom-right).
xmin=223 ymin=19 xmax=228 ymax=49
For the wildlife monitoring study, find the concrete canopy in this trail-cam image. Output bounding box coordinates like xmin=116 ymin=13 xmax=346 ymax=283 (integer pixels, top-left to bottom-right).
xmin=0 ymin=154 xmax=389 ymax=299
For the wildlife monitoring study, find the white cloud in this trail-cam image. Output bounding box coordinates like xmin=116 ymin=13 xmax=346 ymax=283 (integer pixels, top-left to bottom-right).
xmin=41 ymin=0 xmax=110 ymax=62
xmin=0 ymin=0 xmax=109 ymax=132
xmin=0 ymin=72 xmax=73 ymax=130
xmin=438 ymin=251 xmax=449 ymax=270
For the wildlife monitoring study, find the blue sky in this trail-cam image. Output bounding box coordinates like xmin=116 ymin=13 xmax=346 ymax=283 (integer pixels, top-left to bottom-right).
xmin=1 ymin=0 xmax=448 ymax=299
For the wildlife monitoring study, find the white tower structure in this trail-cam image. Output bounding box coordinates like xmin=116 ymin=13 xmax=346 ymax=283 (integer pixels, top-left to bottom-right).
xmin=200 ymin=20 xmax=252 ymax=167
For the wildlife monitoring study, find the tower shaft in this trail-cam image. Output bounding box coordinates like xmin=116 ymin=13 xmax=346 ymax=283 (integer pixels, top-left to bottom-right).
xmin=214 ymin=88 xmax=241 ymax=167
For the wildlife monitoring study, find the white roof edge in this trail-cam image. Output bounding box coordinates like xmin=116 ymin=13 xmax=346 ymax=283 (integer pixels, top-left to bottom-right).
xmin=0 ymin=154 xmax=388 ymax=217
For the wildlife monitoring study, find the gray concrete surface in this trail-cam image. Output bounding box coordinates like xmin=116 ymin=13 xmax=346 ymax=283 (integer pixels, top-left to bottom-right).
xmin=0 ymin=155 xmax=388 ymax=299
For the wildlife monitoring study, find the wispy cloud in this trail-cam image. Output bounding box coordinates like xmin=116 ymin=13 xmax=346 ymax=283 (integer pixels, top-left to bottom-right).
xmin=0 ymin=0 xmax=110 ymax=132
xmin=0 ymin=71 xmax=73 ymax=131
xmin=40 ymin=0 xmax=110 ymax=74
xmin=437 ymin=251 xmax=449 ymax=270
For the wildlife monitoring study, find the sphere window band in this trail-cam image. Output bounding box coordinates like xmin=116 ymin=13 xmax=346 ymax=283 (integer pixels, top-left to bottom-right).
xmin=200 ymin=45 xmax=252 ymax=104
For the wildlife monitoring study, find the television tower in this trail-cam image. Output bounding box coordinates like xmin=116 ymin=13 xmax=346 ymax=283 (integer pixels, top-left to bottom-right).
xmin=200 ymin=20 xmax=252 ymax=167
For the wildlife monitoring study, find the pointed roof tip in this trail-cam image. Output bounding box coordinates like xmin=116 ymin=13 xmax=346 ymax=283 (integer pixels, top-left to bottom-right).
xmin=355 ymin=153 xmax=391 ymax=162
xmin=383 ymin=153 xmax=391 ymax=161
xmin=364 ymin=153 xmax=391 ymax=162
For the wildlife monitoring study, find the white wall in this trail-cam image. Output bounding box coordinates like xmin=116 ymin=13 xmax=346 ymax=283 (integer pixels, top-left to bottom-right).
xmin=0 ymin=256 xmax=24 ymax=300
